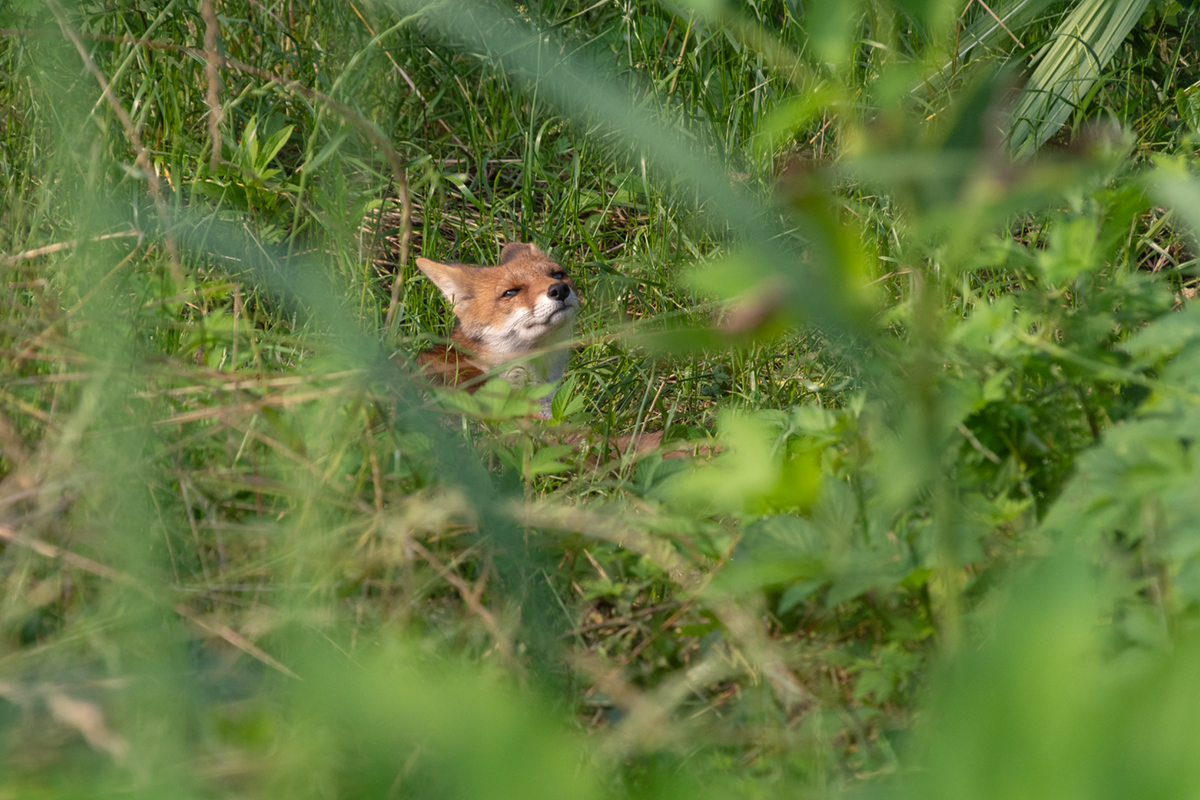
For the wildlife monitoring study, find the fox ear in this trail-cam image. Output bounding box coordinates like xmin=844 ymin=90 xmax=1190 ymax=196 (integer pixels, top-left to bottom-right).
xmin=500 ymin=242 xmax=543 ymax=263
xmin=416 ymin=258 xmax=472 ymax=307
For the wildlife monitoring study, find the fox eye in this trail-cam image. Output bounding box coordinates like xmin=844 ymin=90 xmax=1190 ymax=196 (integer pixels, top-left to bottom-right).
xmin=551 ymin=271 xmax=567 ymax=279
xmin=502 ymin=287 xmax=521 ymax=298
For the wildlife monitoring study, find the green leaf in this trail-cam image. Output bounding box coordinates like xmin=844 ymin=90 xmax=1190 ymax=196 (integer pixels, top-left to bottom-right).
xmin=1036 ymin=215 xmax=1101 ymax=285
xmin=752 ymin=84 xmax=840 ymax=157
xmin=778 ymin=580 xmax=822 ymax=614
xmin=304 ymin=129 xmax=350 ymax=172
xmin=651 ymin=412 xmax=783 ymax=516
xmin=1121 ymin=305 xmax=1200 ymax=361
xmin=529 ymin=444 xmax=575 ymax=476
xmin=258 ymin=125 xmax=296 ymax=170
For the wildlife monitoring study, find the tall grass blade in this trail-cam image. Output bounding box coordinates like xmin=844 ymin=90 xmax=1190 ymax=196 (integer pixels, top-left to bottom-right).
xmin=391 ymin=0 xmax=866 ymax=335
xmin=1008 ymin=0 xmax=1151 ymax=153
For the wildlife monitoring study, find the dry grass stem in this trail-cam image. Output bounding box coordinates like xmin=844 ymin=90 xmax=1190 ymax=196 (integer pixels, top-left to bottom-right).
xmin=44 ymin=0 xmax=184 ymax=286
xmin=201 ymin=0 xmax=224 ymax=173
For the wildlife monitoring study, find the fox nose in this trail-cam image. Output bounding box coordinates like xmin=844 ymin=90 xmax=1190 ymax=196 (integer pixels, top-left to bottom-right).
xmin=547 ymin=281 xmax=571 ymax=302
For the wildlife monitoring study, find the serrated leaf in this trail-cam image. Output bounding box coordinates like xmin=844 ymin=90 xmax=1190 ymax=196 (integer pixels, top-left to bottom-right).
xmin=1121 ymin=305 xmax=1200 ymax=361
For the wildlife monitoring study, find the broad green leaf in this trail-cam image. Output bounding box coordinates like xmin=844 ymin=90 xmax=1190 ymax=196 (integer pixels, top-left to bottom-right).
xmin=529 ymin=444 xmax=575 ymax=476
xmin=1035 ymin=215 xmax=1101 ymax=285
xmin=259 ymin=124 xmax=295 ymax=169
xmin=1121 ymin=304 xmax=1200 ymax=361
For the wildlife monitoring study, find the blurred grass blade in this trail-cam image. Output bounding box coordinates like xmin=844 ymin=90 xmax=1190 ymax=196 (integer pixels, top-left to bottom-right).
xmin=392 ymin=0 xmax=865 ymax=335
xmin=1152 ymin=171 xmax=1200 ymax=234
xmin=396 ymin=0 xmax=754 ymax=229
xmin=918 ymin=0 xmax=1056 ymax=95
xmin=1008 ymin=0 xmax=1151 ymax=154
xmin=670 ymin=0 xmax=816 ymax=85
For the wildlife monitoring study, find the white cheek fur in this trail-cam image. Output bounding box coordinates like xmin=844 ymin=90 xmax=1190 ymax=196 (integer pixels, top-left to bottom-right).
xmin=485 ymin=299 xmax=577 ymax=353
xmin=463 ymin=293 xmax=577 ymax=413
xmin=484 ymin=308 xmax=538 ymax=355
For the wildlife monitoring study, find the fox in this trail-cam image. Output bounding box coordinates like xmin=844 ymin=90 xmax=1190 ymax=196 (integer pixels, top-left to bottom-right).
xmin=414 ymin=242 xmax=579 ymax=417
xmin=413 ymin=242 xmax=706 ymax=459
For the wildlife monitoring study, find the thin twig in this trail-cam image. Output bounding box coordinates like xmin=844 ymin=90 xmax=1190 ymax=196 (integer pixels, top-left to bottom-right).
xmin=406 ymin=537 xmax=522 ymax=676
xmin=3 ymin=230 xmax=139 ymax=266
xmin=561 ymin=601 xmax=680 ymax=638
xmin=174 ymin=604 xmax=300 ymax=679
xmin=969 ymin=0 xmax=1025 ymax=47
xmin=347 ymin=0 xmax=466 ymax=148
xmin=201 ymin=0 xmax=224 ymax=173
xmin=382 ymin=179 xmax=413 ymax=337
xmin=44 ymin=0 xmax=185 ymax=287
xmin=0 ymin=524 xmax=132 ymax=585
xmin=154 ymin=386 xmax=347 ymax=426
xmin=11 ymin=24 xmax=413 ymax=318
xmin=0 ymin=523 xmax=300 ymax=678
xmin=956 ymin=422 xmax=1002 ymax=463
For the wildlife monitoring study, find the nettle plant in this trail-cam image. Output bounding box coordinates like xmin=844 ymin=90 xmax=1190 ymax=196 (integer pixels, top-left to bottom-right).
xmin=651 ymin=87 xmax=1192 ymax=687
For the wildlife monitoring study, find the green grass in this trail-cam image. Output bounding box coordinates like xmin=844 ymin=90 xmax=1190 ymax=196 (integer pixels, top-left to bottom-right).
xmin=3 ymin=0 xmax=1200 ymax=797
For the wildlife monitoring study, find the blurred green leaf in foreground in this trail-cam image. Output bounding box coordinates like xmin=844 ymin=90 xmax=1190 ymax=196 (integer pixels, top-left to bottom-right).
xmin=4 ymin=0 xmax=1200 ymax=796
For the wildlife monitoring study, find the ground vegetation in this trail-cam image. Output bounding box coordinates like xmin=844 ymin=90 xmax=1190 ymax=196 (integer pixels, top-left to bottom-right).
xmin=3 ymin=0 xmax=1200 ymax=796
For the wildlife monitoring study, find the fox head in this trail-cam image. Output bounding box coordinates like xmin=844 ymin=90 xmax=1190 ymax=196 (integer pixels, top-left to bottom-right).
xmin=415 ymin=242 xmax=579 ymax=366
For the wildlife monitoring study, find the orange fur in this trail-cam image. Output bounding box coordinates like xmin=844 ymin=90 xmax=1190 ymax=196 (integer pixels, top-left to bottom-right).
xmin=413 ymin=244 xmax=705 ymax=457
xmin=415 ymin=243 xmax=579 ymax=414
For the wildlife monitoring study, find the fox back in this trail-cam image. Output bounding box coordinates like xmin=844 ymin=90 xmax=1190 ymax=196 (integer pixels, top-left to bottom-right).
xmin=415 ymin=243 xmax=579 ymax=408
